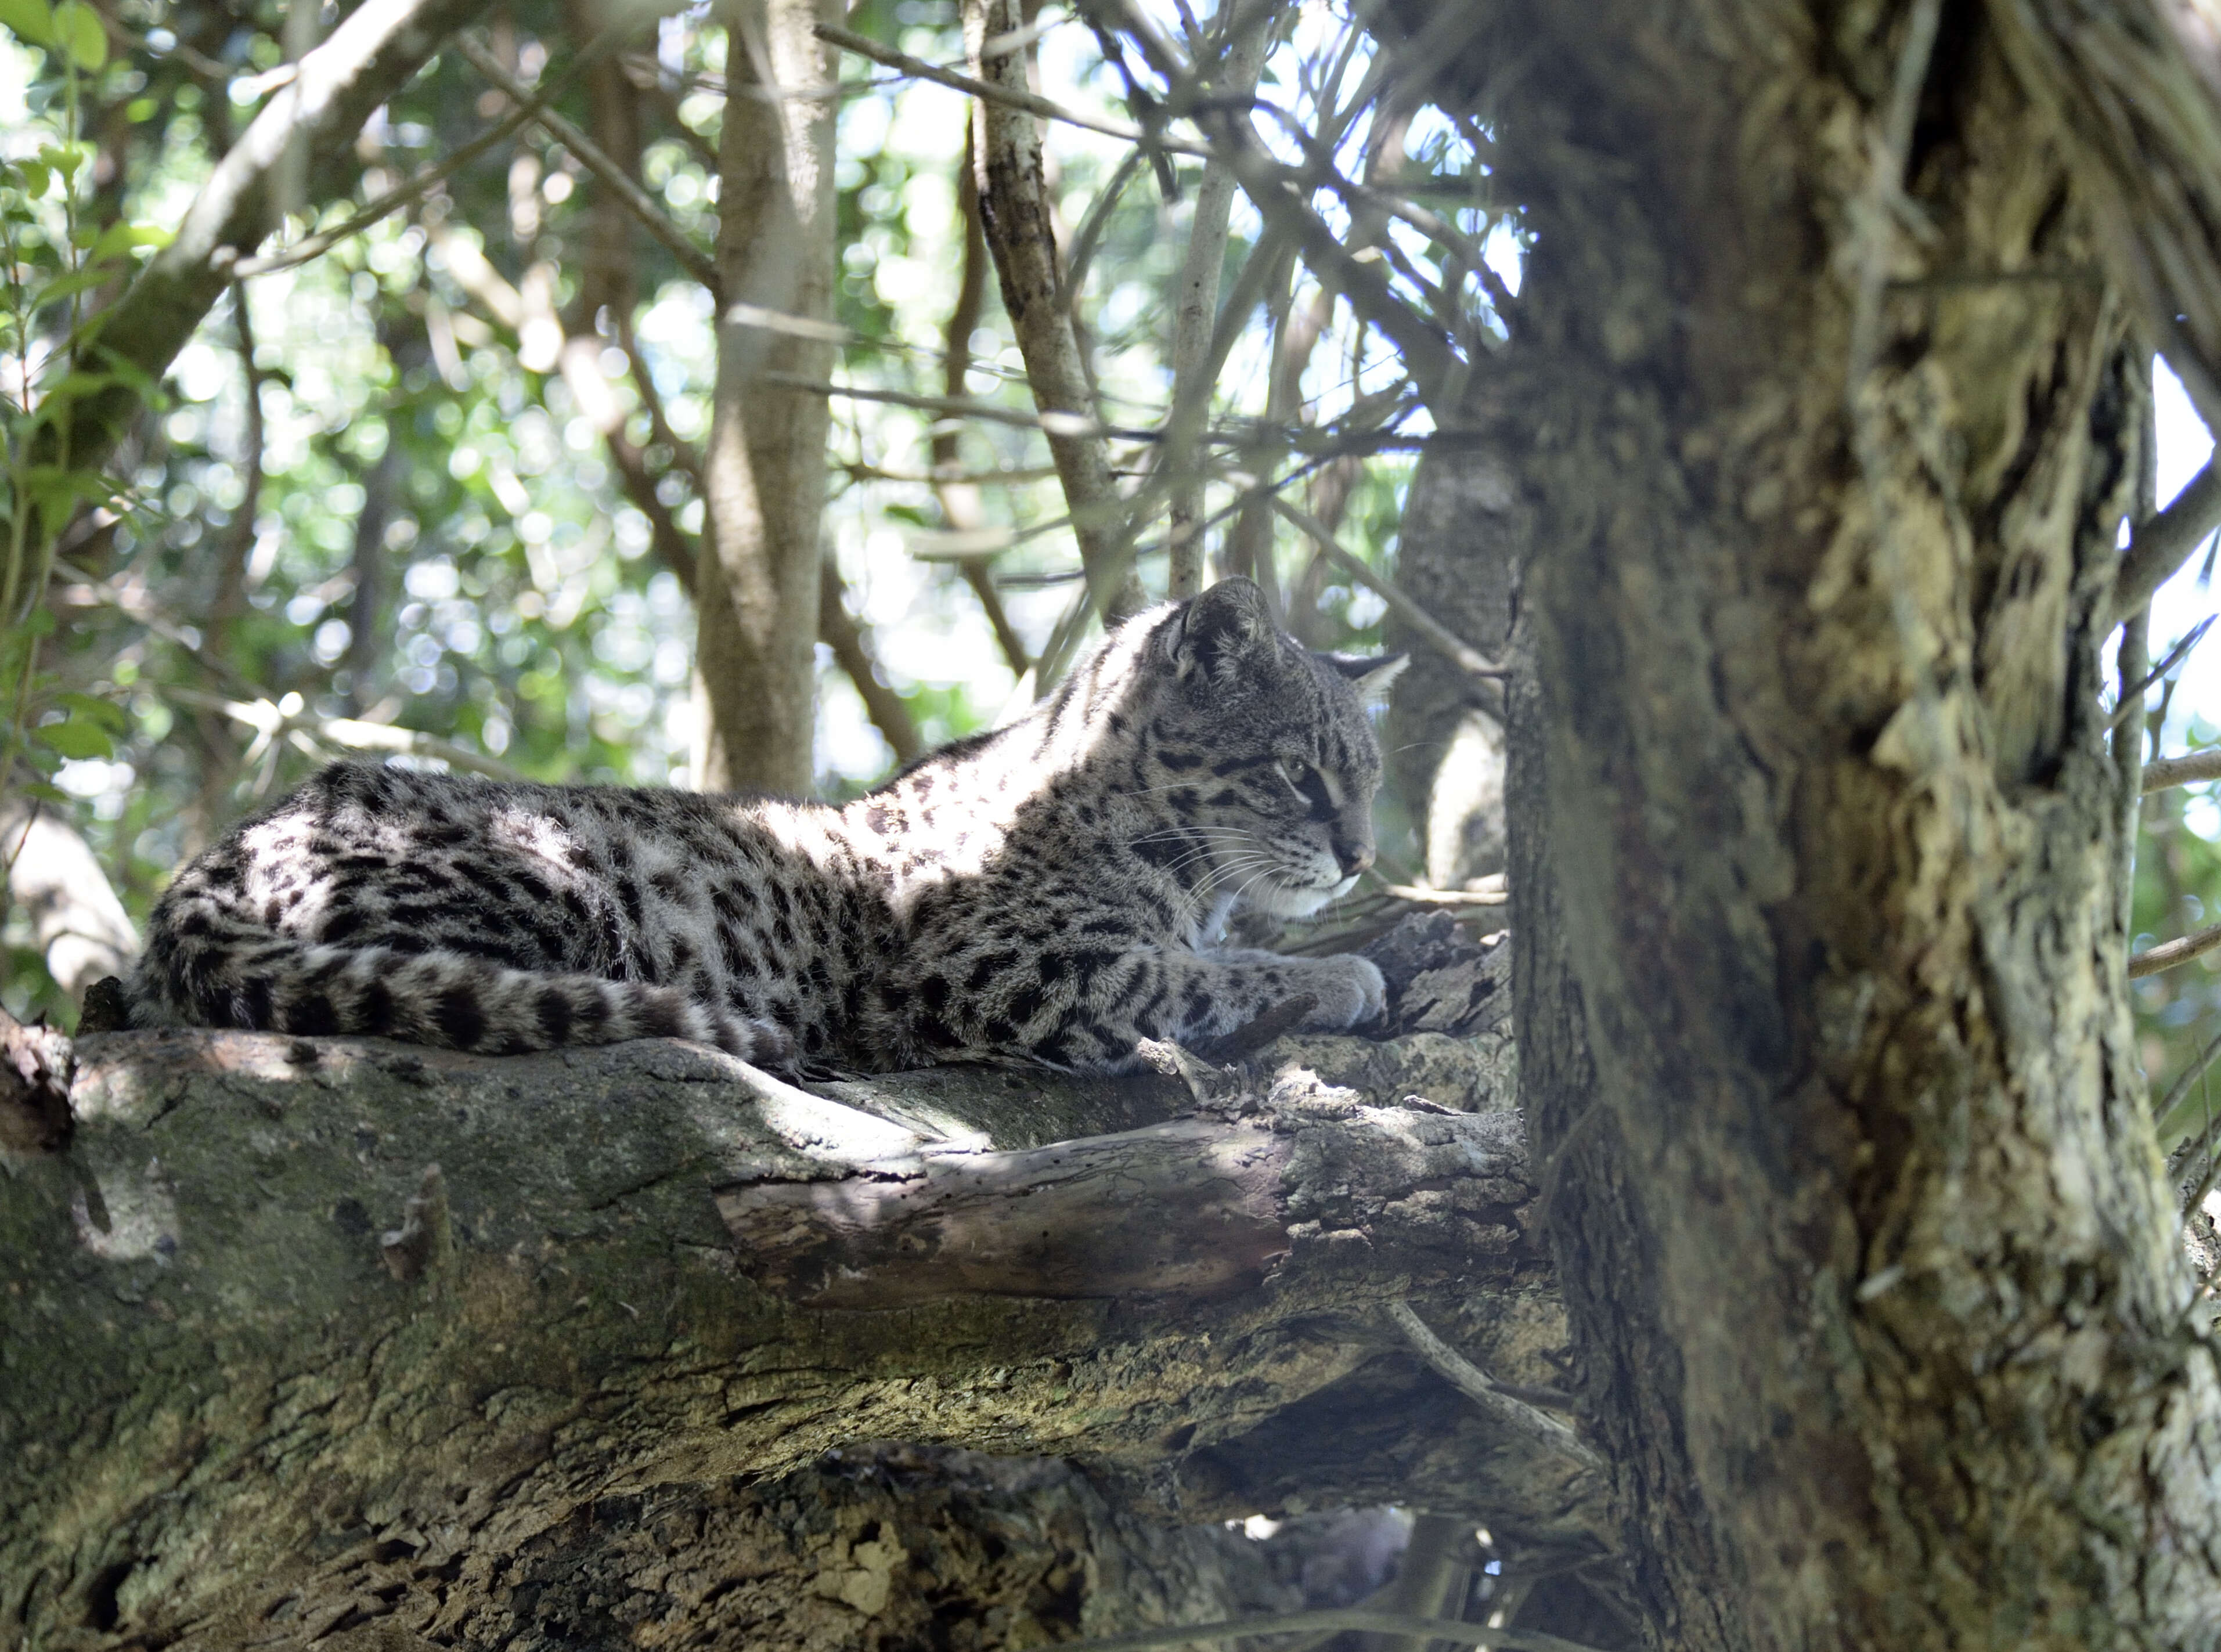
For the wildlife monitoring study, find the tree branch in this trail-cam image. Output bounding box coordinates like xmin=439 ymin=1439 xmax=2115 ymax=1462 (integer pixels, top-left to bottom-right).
xmin=0 ymin=1027 xmax=1598 ymax=1639
xmin=1164 ymin=2 xmax=1275 ymax=599
xmin=818 ymin=556 xmax=924 ymax=765
xmin=2143 ymin=749 xmax=2221 ymax=793
xmin=55 ymin=0 xmax=501 ymax=488
xmin=963 ymin=0 xmax=1146 ymax=629
xmin=1270 ymin=495 xmax=1505 ymax=677
xmin=2129 ymin=917 xmax=2221 ymax=979
xmin=2112 ymin=457 xmax=2221 ymax=623
xmin=455 ymin=34 xmax=721 ymax=297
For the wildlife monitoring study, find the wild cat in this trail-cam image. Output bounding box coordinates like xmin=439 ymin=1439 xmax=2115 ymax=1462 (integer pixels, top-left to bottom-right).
xmin=127 ymin=578 xmax=1405 ymax=1073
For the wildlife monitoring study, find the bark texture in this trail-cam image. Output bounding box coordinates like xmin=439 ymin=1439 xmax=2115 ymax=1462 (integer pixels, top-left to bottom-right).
xmin=692 ymin=0 xmax=839 ymax=793
xmin=964 ymin=0 xmax=1146 ymax=627
xmin=0 ymin=1011 xmax=1592 ymax=1647
xmin=1458 ymin=1 xmax=2221 ymax=1644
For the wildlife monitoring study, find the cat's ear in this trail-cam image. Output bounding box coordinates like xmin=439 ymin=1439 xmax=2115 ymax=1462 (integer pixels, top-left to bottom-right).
xmin=1321 ymin=651 xmax=1408 ymax=709
xmin=1167 ymin=577 xmax=1279 ymax=690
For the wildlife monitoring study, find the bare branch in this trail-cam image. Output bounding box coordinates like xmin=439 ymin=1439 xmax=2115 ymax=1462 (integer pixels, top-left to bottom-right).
xmin=2143 ymin=750 xmax=2221 ymax=793
xmin=455 ymin=34 xmax=720 ymax=297
xmin=820 ymin=20 xmax=1192 ymax=151
xmin=231 ymin=16 xmax=646 ymax=281
xmin=2108 ymin=614 xmax=2214 ymax=727
xmin=168 ymin=685 xmax=526 ymax=780
xmin=819 ymin=557 xmax=924 ymax=765
xmin=1388 ymin=1301 xmax=1603 ymax=1471
xmin=1269 ymin=495 xmax=1505 ymax=678
xmin=2129 ymin=918 xmax=2221 ymax=979
xmin=964 ymin=0 xmax=1146 ymax=629
xmin=1165 ymin=2 xmax=1275 ymax=599
xmin=936 ymin=123 xmax=1034 ymax=678
xmin=2112 ymin=458 xmax=2221 ymax=623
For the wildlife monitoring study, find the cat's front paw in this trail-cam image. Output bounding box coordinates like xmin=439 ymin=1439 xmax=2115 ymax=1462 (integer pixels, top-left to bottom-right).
xmin=1290 ymin=954 xmax=1387 ymax=1031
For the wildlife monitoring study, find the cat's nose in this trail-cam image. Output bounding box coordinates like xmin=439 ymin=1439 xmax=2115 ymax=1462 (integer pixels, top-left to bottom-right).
xmin=1333 ymin=840 xmax=1373 ymax=877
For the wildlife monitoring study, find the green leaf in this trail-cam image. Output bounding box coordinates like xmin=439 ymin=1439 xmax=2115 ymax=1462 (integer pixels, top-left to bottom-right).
xmin=28 ymin=264 xmax=110 ymax=305
xmin=0 ymin=0 xmax=52 ymax=46
xmin=89 ymin=221 xmax=171 ymax=258
xmin=34 ymin=718 xmax=112 ymax=760
xmin=51 ymin=2 xmax=103 ymax=70
xmin=15 ymin=160 xmax=49 ymax=199
xmin=55 ymin=691 xmax=127 ymax=731
xmin=13 ymin=779 xmax=72 ymax=807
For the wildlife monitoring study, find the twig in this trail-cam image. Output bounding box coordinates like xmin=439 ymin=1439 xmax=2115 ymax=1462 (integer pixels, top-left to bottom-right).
xmin=758 ymin=374 xmax=1153 ymax=439
xmin=2130 ymin=918 xmax=2221 ymax=980
xmin=1387 ymin=1301 xmax=1603 ymax=1472
xmin=2157 ymin=1027 xmax=2221 ymax=1135
xmin=817 ymin=20 xmax=1201 ymax=154
xmin=232 ymin=17 xmax=641 ymax=278
xmin=2144 ymin=751 xmax=2221 ymax=793
xmin=1049 ymin=1607 xmax=1611 ymax=1652
xmin=2108 ymin=615 xmax=2214 ymax=729
xmin=1382 ymin=883 xmax=1508 ymax=907
xmin=453 ymin=35 xmax=720 ymax=296
xmin=1270 ymin=495 xmax=1505 ymax=677
xmin=167 ymin=686 xmax=525 ymax=780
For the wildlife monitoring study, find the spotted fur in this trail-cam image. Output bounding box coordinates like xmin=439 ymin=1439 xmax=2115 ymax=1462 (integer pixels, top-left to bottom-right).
xmin=127 ymin=579 xmax=1406 ymax=1072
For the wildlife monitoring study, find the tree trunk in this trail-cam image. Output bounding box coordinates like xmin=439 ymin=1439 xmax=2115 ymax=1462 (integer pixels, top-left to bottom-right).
xmin=1471 ymin=0 xmax=2221 ymax=1643
xmin=691 ymin=0 xmax=839 ymax=795
xmin=0 ymin=1007 xmax=1593 ymax=1645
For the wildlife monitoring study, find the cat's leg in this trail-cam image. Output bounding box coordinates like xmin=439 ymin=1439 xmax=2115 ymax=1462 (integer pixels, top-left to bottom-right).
xmin=912 ymin=937 xmax=1383 ymax=1070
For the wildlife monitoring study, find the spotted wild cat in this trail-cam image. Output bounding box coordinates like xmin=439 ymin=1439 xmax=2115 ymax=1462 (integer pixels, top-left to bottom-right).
xmin=127 ymin=578 xmax=1405 ymax=1072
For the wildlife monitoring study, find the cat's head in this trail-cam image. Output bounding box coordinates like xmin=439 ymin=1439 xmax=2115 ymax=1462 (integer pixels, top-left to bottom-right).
xmin=1138 ymin=576 xmax=1405 ymax=918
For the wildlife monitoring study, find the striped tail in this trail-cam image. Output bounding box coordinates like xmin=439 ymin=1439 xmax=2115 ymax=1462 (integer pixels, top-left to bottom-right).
xmin=127 ymin=915 xmax=789 ymax=1065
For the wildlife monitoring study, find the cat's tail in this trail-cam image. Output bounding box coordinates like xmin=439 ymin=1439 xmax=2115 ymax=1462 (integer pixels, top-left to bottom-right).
xmin=127 ymin=912 xmax=791 ymax=1066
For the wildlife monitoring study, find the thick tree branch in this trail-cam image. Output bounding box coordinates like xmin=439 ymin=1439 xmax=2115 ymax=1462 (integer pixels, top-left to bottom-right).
xmin=0 ymin=1026 xmax=1596 ymax=1641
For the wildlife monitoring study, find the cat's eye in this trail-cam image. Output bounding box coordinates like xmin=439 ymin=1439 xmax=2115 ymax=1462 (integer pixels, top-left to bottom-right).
xmin=1278 ymin=759 xmax=1322 ymax=796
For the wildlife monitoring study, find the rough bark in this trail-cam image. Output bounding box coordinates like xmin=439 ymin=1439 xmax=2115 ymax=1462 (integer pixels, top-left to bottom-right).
xmin=1461 ymin=0 xmax=2221 ymax=1644
xmin=0 ymin=1004 xmax=1595 ymax=1647
xmin=691 ymin=0 xmax=839 ymax=794
xmin=964 ymin=0 xmax=1147 ymax=629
